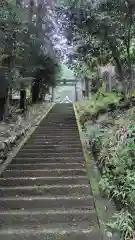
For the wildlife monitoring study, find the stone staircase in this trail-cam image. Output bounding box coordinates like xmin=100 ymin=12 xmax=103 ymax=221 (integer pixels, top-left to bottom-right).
xmin=0 ymin=103 xmax=102 ymax=239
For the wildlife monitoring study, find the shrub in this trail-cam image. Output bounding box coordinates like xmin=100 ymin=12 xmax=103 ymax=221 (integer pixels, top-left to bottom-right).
xmin=107 ymin=211 xmax=134 ymax=240
xmin=79 ymin=100 xmax=135 ymax=238
xmin=77 ymin=92 xmax=120 ymax=126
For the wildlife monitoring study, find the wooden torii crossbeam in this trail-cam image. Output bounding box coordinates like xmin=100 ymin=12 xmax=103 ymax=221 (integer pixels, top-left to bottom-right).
xmin=58 ymin=79 xmax=77 ymax=86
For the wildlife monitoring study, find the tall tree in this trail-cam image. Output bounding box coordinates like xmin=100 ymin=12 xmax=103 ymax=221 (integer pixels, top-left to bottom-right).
xmin=0 ymin=0 xmax=60 ymax=119
xmin=56 ymin=0 xmax=135 ymax=98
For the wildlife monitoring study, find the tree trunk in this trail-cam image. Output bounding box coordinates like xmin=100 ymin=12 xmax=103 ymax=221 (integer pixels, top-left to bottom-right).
xmin=0 ymin=98 xmax=5 ymax=121
xmin=108 ymin=39 xmax=127 ymax=98
xmin=51 ymin=87 xmax=54 ymax=102
xmin=96 ymin=68 xmax=101 ymax=90
xmin=9 ymin=87 xmax=12 ymax=105
xmin=85 ymin=77 xmax=89 ymax=99
xmin=115 ymin=59 xmax=127 ymax=98
xmin=126 ymin=1 xmax=133 ymax=92
xmin=4 ymin=93 xmax=10 ymax=121
xmin=32 ymin=80 xmax=40 ymax=103
xmin=75 ymin=84 xmax=78 ymax=101
xmin=20 ymin=89 xmax=26 ymax=111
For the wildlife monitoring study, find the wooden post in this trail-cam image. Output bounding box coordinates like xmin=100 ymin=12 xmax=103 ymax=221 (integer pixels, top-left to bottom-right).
xmin=85 ymin=77 xmax=89 ymax=99
xmin=75 ymin=83 xmax=78 ymax=101
xmin=51 ymin=87 xmax=54 ymax=102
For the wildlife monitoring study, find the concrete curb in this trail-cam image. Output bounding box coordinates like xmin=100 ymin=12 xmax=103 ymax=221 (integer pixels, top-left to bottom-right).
xmin=0 ymin=103 xmax=54 ymax=176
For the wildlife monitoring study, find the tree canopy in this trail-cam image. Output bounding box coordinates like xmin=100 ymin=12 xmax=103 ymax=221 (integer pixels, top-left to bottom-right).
xmin=0 ymin=0 xmax=60 ymax=109
xmin=55 ymin=0 xmax=135 ymax=97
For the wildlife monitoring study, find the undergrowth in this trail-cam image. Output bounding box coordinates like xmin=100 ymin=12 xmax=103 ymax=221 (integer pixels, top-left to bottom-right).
xmin=95 ymin=115 xmax=135 ymax=239
xmin=76 ymin=91 xmax=120 ymax=126
xmin=107 ymin=211 xmax=134 ymax=240
xmin=76 ymin=92 xmax=135 ymax=239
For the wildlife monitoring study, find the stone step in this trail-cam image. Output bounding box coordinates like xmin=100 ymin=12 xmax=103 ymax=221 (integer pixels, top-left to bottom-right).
xmin=26 ymin=140 xmax=81 ymax=145
xmin=31 ymin=129 xmax=78 ymax=133
xmin=40 ymin=123 xmax=77 ymax=125
xmin=44 ymin=115 xmax=75 ymax=117
xmin=34 ymin=128 xmax=78 ymax=134
xmin=44 ymin=114 xmax=75 ymax=116
xmin=30 ymin=135 xmax=80 ymax=139
xmin=0 ymin=228 xmax=102 ymax=240
xmin=34 ymin=128 xmax=79 ymax=131
xmin=45 ymin=115 xmax=75 ymax=117
xmin=28 ymin=138 xmax=81 ymax=143
xmin=0 ymin=176 xmax=88 ymax=187
xmin=30 ymin=135 xmax=80 ymax=138
xmin=34 ymin=131 xmax=79 ymax=134
xmin=23 ymin=144 xmax=82 ymax=149
xmin=43 ymin=115 xmax=75 ymax=117
xmin=45 ymin=114 xmax=75 ymax=116
xmin=46 ymin=112 xmax=75 ymax=114
xmin=42 ymin=119 xmax=77 ymax=122
xmin=43 ymin=116 xmax=75 ymax=118
xmin=0 ymin=184 xmax=90 ymax=197
xmin=36 ymin=127 xmax=78 ymax=130
xmin=39 ymin=124 xmax=77 ymax=127
xmin=45 ymin=111 xmax=74 ymax=113
xmin=37 ymin=129 xmax=78 ymax=132
xmin=11 ymin=157 xmax=85 ymax=164
xmin=0 ymin=209 xmax=98 ymax=228
xmin=2 ymin=169 xmax=87 ymax=178
xmin=32 ymin=133 xmax=80 ymax=137
xmin=19 ymin=148 xmax=82 ymax=153
xmin=16 ymin=152 xmax=84 ymax=158
xmin=0 ymin=196 xmax=94 ymax=210
xmin=0 ymin=103 xmax=102 ymax=239
xmin=8 ymin=163 xmax=85 ymax=170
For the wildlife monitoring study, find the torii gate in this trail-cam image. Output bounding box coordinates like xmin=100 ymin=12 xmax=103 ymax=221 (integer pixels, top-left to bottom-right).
xmin=52 ymin=79 xmax=78 ymax=102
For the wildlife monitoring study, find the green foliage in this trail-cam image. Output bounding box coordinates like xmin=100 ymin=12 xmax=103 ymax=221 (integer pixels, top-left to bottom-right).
xmin=0 ymin=0 xmax=60 ymax=108
xmin=77 ymin=92 xmax=120 ymax=125
xmin=86 ymin=125 xmax=105 ymax=143
xmin=88 ymin=111 xmax=135 ymax=238
xmin=107 ymin=211 xmax=134 ymax=240
xmin=59 ymin=0 xmax=135 ymax=95
xmin=61 ymin=63 xmax=75 ymax=80
xmin=76 ymin=86 xmax=135 ymax=238
xmin=100 ymin=167 xmax=135 ymax=207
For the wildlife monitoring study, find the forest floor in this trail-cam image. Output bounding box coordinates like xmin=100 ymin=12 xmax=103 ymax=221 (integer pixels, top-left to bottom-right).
xmin=0 ymin=102 xmax=53 ymax=163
